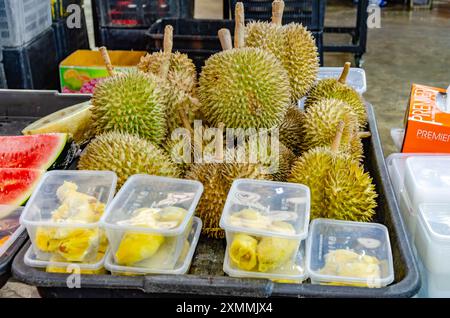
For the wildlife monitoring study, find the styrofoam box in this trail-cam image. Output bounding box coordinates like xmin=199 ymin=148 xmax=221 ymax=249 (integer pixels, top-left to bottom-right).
xmin=0 ymin=0 xmax=52 ymax=47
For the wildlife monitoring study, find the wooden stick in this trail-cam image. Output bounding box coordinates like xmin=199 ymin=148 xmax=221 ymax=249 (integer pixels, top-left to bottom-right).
xmin=99 ymin=47 xmax=115 ymax=76
xmin=331 ymin=121 xmax=345 ymax=152
xmin=218 ymin=28 xmax=233 ymax=51
xmin=272 ymin=0 xmax=285 ymax=26
xmin=234 ymin=2 xmax=245 ymax=49
xmin=338 ymin=62 xmax=351 ymax=84
xmin=159 ymin=25 xmax=173 ymax=79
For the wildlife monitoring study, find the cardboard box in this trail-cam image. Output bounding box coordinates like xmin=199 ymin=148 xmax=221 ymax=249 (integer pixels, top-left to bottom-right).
xmin=59 ymin=49 xmax=147 ymax=93
xmin=402 ymin=83 xmax=450 ymax=153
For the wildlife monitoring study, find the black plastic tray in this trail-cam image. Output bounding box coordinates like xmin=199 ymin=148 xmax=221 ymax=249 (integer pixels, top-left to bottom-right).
xmin=5 ymin=90 xmax=420 ymax=298
xmin=146 ymin=18 xmax=323 ymax=71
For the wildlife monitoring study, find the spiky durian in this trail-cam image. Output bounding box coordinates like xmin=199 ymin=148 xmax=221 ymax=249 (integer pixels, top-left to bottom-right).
xmin=198 ymin=47 xmax=290 ymax=129
xmin=185 ymin=162 xmax=268 ymax=238
xmin=78 ymin=132 xmax=180 ymax=188
xmin=245 ymin=1 xmax=319 ymax=101
xmin=278 ymin=104 xmax=305 ymax=156
xmin=91 ymin=69 xmax=167 ymax=144
xmin=302 ymin=98 xmax=363 ymax=160
xmin=305 ymin=62 xmax=367 ymax=128
xmin=138 ymin=51 xmax=197 ymax=95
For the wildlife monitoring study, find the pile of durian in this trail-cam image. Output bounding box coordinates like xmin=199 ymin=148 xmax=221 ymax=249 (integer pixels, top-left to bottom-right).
xmin=40 ymin=1 xmax=378 ymax=239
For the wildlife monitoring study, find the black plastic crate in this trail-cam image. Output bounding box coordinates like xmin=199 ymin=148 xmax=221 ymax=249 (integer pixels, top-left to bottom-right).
xmin=2 ymin=28 xmax=59 ymax=89
xmin=227 ymin=0 xmax=325 ymax=30
xmin=7 ymin=90 xmax=421 ymax=298
xmin=146 ymin=18 xmax=323 ymax=71
xmin=52 ymin=0 xmax=84 ymax=21
xmin=93 ymin=0 xmax=194 ymax=28
xmin=52 ymin=11 xmax=90 ymax=61
xmin=98 ymin=27 xmax=148 ymax=50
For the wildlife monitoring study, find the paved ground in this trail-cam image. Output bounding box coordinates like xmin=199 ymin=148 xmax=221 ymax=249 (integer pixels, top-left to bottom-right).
xmin=1 ymin=0 xmax=449 ymax=298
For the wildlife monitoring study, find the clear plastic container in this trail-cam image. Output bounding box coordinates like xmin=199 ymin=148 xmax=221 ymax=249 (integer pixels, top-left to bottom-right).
xmin=105 ymin=216 xmax=202 ymax=276
xmin=317 ymin=67 xmax=367 ymax=94
xmin=100 ymin=175 xmax=203 ymax=272
xmin=0 ymin=206 xmax=25 ymax=258
xmin=20 ymin=170 xmax=118 ymax=263
xmin=306 ymin=218 xmax=394 ymax=288
xmin=220 ymin=179 xmax=310 ymax=280
xmin=415 ymin=204 xmax=450 ymax=297
xmin=0 ymin=0 xmax=52 ymax=47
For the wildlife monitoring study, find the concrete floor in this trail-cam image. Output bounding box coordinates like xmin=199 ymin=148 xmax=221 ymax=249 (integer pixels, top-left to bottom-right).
xmin=1 ymin=0 xmax=449 ymax=298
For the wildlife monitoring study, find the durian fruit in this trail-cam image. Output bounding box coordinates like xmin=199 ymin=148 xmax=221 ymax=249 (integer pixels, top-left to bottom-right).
xmin=278 ymin=104 xmax=305 ymax=156
xmin=78 ymin=131 xmax=180 ymax=188
xmin=302 ymin=98 xmax=363 ymax=160
xmin=115 ymin=232 xmax=165 ymax=266
xmin=198 ymin=5 xmax=291 ymax=129
xmin=257 ymin=139 xmax=296 ymax=182
xmin=256 ymin=236 xmax=298 ymax=272
xmin=289 ymin=122 xmax=377 ymax=222
xmin=91 ymin=68 xmax=167 ymax=145
xmin=137 ymin=25 xmax=196 ymax=95
xmin=229 ymin=233 xmax=258 ymax=271
xmin=185 ymin=162 xmax=268 ymax=238
xmin=305 ymin=62 xmax=367 ymax=128
xmin=245 ymin=0 xmax=319 ymax=101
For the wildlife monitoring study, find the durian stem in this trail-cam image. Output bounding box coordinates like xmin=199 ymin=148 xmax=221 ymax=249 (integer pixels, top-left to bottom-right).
xmin=177 ymin=108 xmax=194 ymax=136
xmin=159 ymin=25 xmax=173 ymax=79
xmin=338 ymin=62 xmax=351 ymax=84
xmin=331 ymin=121 xmax=345 ymax=152
xmin=234 ymin=2 xmax=245 ymax=49
xmin=215 ymin=123 xmax=225 ymax=161
xmin=99 ymin=47 xmax=115 ymax=77
xmin=272 ymin=0 xmax=285 ymax=26
xmin=218 ymin=28 xmax=233 ymax=51
xmin=358 ymin=131 xmax=372 ymax=139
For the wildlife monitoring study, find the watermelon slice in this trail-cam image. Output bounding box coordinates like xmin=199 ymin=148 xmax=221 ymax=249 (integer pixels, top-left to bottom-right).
xmin=0 ymin=168 xmax=44 ymax=206
xmin=0 ymin=133 xmax=78 ymax=170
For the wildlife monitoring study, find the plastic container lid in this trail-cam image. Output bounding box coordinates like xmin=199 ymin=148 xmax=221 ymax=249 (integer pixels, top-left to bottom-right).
xmin=220 ymin=179 xmax=310 ymax=240
xmin=0 ymin=205 xmax=25 ymax=258
xmin=223 ymin=241 xmax=307 ymax=282
xmin=306 ymin=219 xmax=394 ymax=288
xmin=104 ymin=217 xmax=202 ymax=275
xmin=418 ymin=204 xmax=450 ymax=244
xmin=405 ymin=156 xmax=450 ymax=207
xmin=317 ymin=67 xmax=367 ymax=94
xmin=20 ymin=170 xmax=118 ymax=228
xmin=100 ymin=175 xmax=203 ymax=236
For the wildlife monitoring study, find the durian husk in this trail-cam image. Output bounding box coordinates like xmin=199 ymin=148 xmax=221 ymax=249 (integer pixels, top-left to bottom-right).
xmin=301 ymin=98 xmax=364 ymax=161
xmin=138 ymin=51 xmax=197 ymax=95
xmin=78 ymin=131 xmax=180 ymax=188
xmin=185 ymin=162 xmax=268 ymax=239
xmin=91 ymin=69 xmax=167 ymax=145
xmin=305 ymin=78 xmax=367 ymax=129
xmin=198 ymin=47 xmax=291 ymax=129
xmin=278 ymin=104 xmax=305 ymax=156
xmin=288 ymin=147 xmax=377 ymax=222
xmin=245 ymin=22 xmax=319 ymax=102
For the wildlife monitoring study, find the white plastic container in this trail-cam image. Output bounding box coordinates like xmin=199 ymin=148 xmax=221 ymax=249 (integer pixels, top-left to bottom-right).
xmin=317 ymin=67 xmax=367 ymax=94
xmin=414 ymin=204 xmax=450 ymax=297
xmin=100 ymin=175 xmax=203 ymax=273
xmin=105 ymin=217 xmax=202 ymax=276
xmin=0 ymin=205 xmax=25 ymax=258
xmin=220 ymin=179 xmax=310 ymax=281
xmin=306 ymin=219 xmax=394 ymax=288
xmin=0 ymin=0 xmax=52 ymax=47
xmin=20 ymin=170 xmax=117 ymax=263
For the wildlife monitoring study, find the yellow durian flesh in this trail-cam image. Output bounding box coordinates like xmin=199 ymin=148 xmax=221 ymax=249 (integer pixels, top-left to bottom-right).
xmin=115 ymin=232 xmax=165 ymax=266
xmin=256 ymin=236 xmax=298 ymax=273
xmin=229 ymin=234 xmax=258 ymax=271
xmin=56 ymin=228 xmax=100 ymax=262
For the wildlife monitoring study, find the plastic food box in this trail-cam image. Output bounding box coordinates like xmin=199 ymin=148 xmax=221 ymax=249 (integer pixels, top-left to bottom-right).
xmin=220 ymin=179 xmax=310 ymax=282
xmin=317 ymin=67 xmax=367 ymax=94
xmin=414 ymin=203 xmax=450 ymax=297
xmin=20 ymin=170 xmax=118 ymax=266
xmin=0 ymin=0 xmax=52 ymax=47
xmin=306 ymin=219 xmax=394 ymax=288
xmin=100 ymin=175 xmax=203 ymax=275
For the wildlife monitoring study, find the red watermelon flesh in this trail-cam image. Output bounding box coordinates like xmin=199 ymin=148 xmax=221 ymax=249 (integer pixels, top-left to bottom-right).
xmin=0 ymin=168 xmax=44 ymax=206
xmin=0 ymin=134 xmax=67 ymax=170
